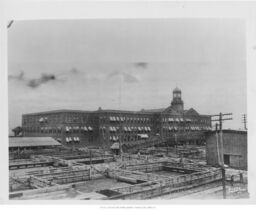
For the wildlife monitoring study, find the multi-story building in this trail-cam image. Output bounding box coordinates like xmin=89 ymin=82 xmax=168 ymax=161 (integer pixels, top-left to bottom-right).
xmin=21 ymin=88 xmax=212 ymax=150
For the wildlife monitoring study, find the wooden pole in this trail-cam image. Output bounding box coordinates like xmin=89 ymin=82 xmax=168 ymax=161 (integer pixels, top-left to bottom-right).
xmin=221 ymin=167 xmax=226 ymax=199
xmin=175 ymin=133 xmax=177 ymax=155
xmin=90 ymin=149 xmax=92 ymax=165
xmin=219 ymin=112 xmax=226 ymax=199
xmin=211 ymin=112 xmax=232 ymax=199
xmin=215 ymin=124 xmax=220 ymax=166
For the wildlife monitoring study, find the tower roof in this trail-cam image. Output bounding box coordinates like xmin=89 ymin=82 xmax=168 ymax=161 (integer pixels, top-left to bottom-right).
xmin=173 ymin=87 xmax=181 ymax=93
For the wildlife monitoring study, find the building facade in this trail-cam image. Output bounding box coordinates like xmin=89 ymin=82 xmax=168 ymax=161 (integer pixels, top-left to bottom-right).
xmin=21 ymin=88 xmax=212 ymax=150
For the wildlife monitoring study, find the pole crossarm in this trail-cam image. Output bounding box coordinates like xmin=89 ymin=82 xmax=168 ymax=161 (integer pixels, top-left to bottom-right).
xmin=211 ymin=118 xmax=232 ymax=122
xmin=210 ymin=113 xmax=232 ymax=117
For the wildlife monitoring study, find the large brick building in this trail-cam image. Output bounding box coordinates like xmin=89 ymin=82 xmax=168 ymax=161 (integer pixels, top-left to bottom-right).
xmin=21 ymin=88 xmax=212 ymax=150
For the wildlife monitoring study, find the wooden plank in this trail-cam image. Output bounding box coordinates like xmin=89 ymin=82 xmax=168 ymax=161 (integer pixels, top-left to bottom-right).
xmin=162 ymin=166 xmax=197 ymax=174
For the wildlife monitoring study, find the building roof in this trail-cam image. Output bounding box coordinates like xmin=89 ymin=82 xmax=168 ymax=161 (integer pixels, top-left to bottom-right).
xmin=163 ymin=106 xmax=181 ymax=115
xmin=140 ymin=108 xmax=166 ymax=113
xmin=173 ymin=87 xmax=181 ymax=93
xmin=22 ymin=106 xmax=212 ymax=118
xmin=184 ymin=108 xmax=200 ymax=116
xmin=23 ymin=109 xmax=94 ymax=116
xmin=24 ymin=108 xmax=155 ymax=116
xmin=208 ymin=129 xmax=247 ymax=135
xmin=9 ymin=137 xmax=61 ymax=148
xmin=99 ymin=109 xmax=145 ymax=114
xmin=22 ymin=107 xmax=211 ymax=117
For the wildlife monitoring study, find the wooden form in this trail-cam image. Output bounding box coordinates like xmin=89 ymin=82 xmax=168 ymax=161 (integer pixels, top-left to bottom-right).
xmin=9 ymin=160 xmax=54 ymax=170
xmin=9 ymin=160 xmax=222 ymax=200
xmin=30 ymin=168 xmax=91 ymax=185
xmin=105 ymin=168 xmax=222 ymax=199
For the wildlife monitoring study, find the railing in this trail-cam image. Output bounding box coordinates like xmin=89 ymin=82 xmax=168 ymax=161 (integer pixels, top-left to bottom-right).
xmin=126 ymin=136 xmax=166 ymax=152
xmin=107 ymin=168 xmax=169 ymax=183
xmin=105 ymin=168 xmax=222 ymax=199
xmin=26 ymin=166 xmax=91 ymax=185
xmin=29 ymin=175 xmax=56 ymax=188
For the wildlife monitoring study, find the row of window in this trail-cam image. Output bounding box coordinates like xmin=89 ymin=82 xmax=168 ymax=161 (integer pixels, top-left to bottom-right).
xmin=23 ymin=114 xmax=91 ymax=125
xmin=64 ymin=136 xmax=94 ymax=143
xmin=23 ymin=114 xmax=209 ymax=126
xmin=65 ymin=126 xmax=93 ymax=132
xmin=109 ymin=134 xmax=149 ymax=142
xmin=65 ymin=136 xmax=80 ymax=142
xmin=162 ymin=126 xmax=212 ymax=131
xmin=23 ymin=127 xmax=61 ymax=134
xmin=161 ymin=117 xmax=187 ymax=123
xmin=100 ymin=126 xmax=151 ymax=132
xmin=100 ymin=116 xmax=152 ymax=123
xmin=161 ymin=117 xmax=209 ymax=123
xmin=25 ymin=114 xmax=153 ymax=125
xmin=23 ymin=126 xmax=94 ymax=134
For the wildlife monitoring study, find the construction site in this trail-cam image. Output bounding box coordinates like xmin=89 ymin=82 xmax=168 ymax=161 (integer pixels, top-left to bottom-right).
xmin=9 ymin=135 xmax=248 ymax=200
xmin=8 ymin=87 xmax=249 ymax=200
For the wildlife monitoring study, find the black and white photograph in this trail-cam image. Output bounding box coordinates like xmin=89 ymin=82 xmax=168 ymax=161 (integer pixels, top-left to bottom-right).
xmin=1 ymin=0 xmax=256 ymax=206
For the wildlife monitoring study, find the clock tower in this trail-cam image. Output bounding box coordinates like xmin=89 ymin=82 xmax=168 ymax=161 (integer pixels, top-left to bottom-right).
xmin=171 ymin=87 xmax=184 ymax=112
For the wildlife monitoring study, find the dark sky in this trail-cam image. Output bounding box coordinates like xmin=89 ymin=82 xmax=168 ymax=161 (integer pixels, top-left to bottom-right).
xmin=8 ymin=19 xmax=246 ymax=132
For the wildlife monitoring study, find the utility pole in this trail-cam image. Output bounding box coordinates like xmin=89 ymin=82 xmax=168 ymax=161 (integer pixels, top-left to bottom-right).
xmin=119 ymin=112 xmax=123 ymax=162
xmin=118 ymin=74 xmax=124 ymax=162
xmin=160 ymin=113 xmax=164 ymax=146
xmin=174 ymin=132 xmax=178 ymax=155
xmin=242 ymin=114 xmax=247 ymax=130
xmin=211 ymin=112 xmax=232 ymax=199
xmin=215 ymin=123 xmax=220 ymax=165
xmin=90 ymin=149 xmax=92 ymax=165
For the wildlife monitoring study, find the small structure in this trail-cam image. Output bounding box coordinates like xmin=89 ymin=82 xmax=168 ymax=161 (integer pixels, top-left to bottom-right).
xmin=110 ymin=142 xmax=120 ymax=155
xmin=9 ymin=136 xmax=61 ymax=151
xmin=206 ymin=130 xmax=247 ymax=170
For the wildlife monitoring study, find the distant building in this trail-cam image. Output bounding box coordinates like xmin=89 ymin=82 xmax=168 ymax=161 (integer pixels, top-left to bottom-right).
xmin=21 ymin=88 xmax=212 ymax=150
xmin=206 ymin=130 xmax=247 ymax=170
xmin=9 ymin=136 xmax=61 ymax=152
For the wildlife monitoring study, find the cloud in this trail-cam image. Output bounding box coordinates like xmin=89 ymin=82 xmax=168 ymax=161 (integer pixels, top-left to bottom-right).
xmin=107 ymin=71 xmax=139 ymax=84
xmin=70 ymin=67 xmax=80 ymax=74
xmin=27 ymin=73 xmax=56 ymax=88
xmin=123 ymin=72 xmax=139 ymax=83
xmin=133 ymin=62 xmax=148 ymax=69
xmin=107 ymin=70 xmax=120 ymax=78
xmin=8 ymin=71 xmax=25 ymax=81
xmin=9 ymin=67 xmax=81 ymax=89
